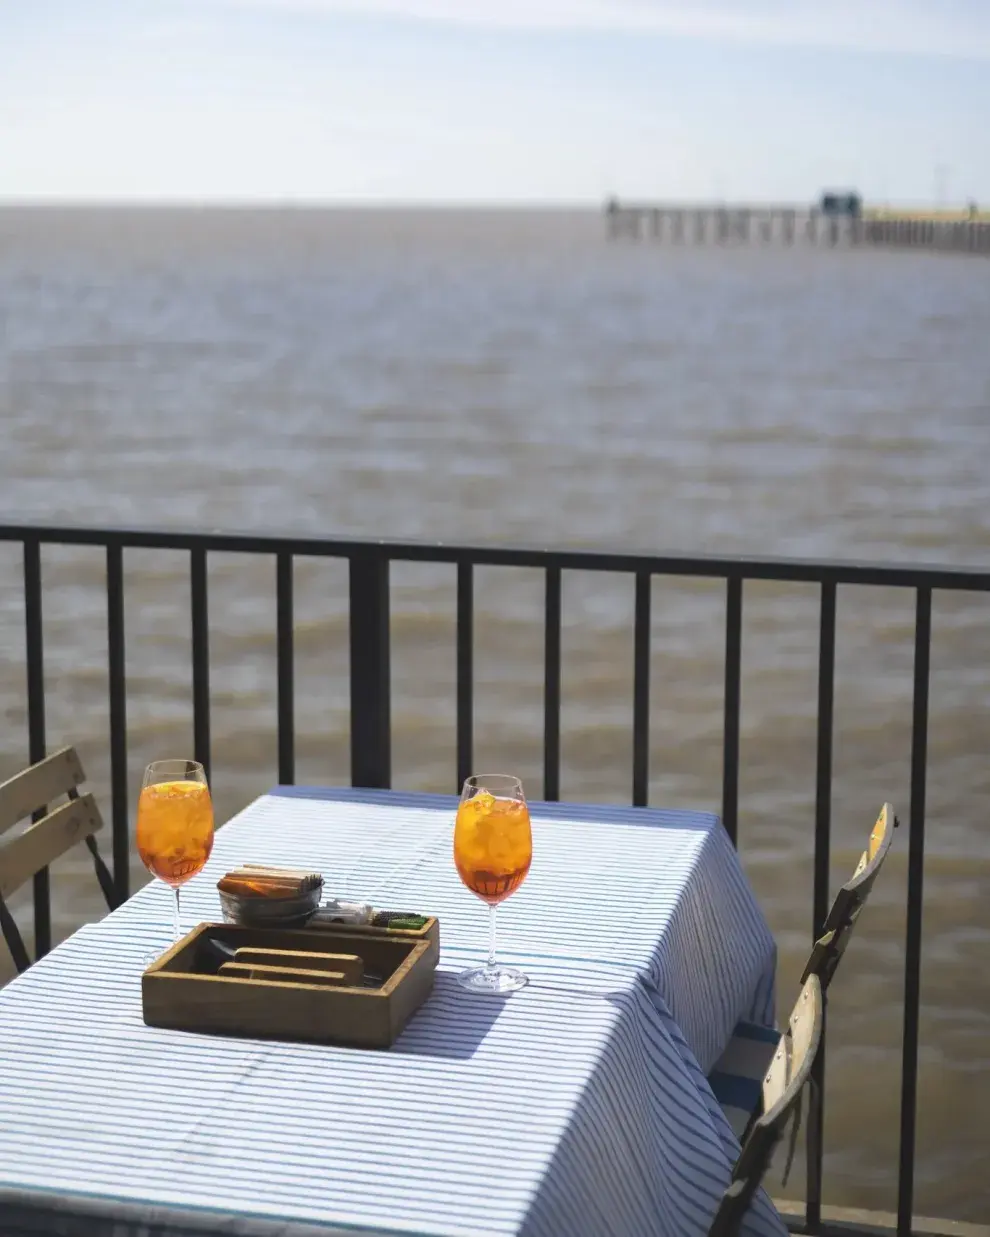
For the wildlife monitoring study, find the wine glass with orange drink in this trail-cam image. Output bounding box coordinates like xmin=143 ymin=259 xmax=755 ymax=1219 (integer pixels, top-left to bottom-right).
xmin=453 ymin=774 xmax=532 ymax=994
xmin=136 ymin=760 xmax=215 ymax=951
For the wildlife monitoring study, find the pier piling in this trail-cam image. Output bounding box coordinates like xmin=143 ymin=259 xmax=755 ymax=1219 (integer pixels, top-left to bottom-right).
xmin=604 ymin=200 xmax=989 ymax=256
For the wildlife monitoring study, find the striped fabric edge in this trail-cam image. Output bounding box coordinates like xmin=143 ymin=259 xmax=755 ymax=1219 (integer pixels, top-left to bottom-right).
xmin=521 ymin=981 xmax=778 ymax=1237
xmin=265 ymin=785 xmax=719 ymax=831
xmin=647 ymin=818 xmax=778 ymax=1074
xmin=749 ymin=952 xmax=777 ymax=1028
xmin=0 ymin=1189 xmax=413 ymax=1237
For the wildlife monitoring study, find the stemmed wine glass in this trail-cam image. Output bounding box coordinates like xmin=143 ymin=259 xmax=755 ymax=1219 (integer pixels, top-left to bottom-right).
xmin=453 ymin=774 xmax=532 ymax=994
xmin=136 ymin=760 xmax=215 ymax=953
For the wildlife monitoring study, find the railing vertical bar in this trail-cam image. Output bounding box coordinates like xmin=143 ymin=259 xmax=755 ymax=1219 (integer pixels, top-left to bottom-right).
xmin=806 ymin=579 xmax=836 ymax=1232
xmin=632 ymin=571 xmax=651 ymax=807
xmin=23 ymin=538 xmax=50 ymax=959
xmin=276 ymin=552 xmax=295 ymax=785
xmin=0 ymin=899 xmax=31 ymax=973
xmin=897 ymin=586 xmax=932 ymax=1237
xmin=456 ymin=562 xmax=474 ymax=791
xmin=190 ymin=548 xmax=211 ymax=783
xmin=721 ymin=576 xmax=743 ymax=845
xmin=349 ymin=551 xmax=391 ymax=789
xmin=543 ymin=566 xmax=562 ymax=802
xmin=106 ymin=544 xmax=129 ymax=905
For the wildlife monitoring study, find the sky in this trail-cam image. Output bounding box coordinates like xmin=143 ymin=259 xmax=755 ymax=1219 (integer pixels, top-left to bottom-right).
xmin=1 ymin=0 xmax=989 ymax=203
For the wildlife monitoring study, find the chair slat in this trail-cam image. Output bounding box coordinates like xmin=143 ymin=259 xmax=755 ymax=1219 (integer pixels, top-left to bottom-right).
xmin=854 ymin=801 xmax=892 ymax=878
xmin=787 ymin=977 xmax=820 ymax=1079
xmin=0 ymin=747 xmax=86 ymax=838
xmin=839 ymin=801 xmax=896 ymax=906
xmin=0 ymin=794 xmax=103 ymax=899
xmin=800 ymin=801 xmax=898 ymax=989
xmin=761 ymin=1035 xmax=791 ymax=1114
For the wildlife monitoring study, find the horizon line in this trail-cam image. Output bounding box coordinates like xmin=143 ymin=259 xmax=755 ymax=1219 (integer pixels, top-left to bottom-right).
xmin=0 ymin=195 xmax=956 ymax=211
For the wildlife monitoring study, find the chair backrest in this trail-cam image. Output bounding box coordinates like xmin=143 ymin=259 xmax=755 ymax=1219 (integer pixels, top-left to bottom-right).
xmin=800 ymin=802 xmax=898 ymax=990
xmin=0 ymin=746 xmax=114 ymax=972
xmin=709 ymin=974 xmax=824 ymax=1237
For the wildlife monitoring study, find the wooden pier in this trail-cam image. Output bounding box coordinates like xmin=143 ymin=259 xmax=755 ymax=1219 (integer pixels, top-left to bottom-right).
xmin=605 ymin=200 xmax=990 ymax=256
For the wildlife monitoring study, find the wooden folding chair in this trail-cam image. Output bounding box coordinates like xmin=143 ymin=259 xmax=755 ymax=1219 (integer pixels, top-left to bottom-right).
xmin=708 ymin=975 xmax=824 ymax=1237
xmin=708 ymin=803 xmax=897 ymax=1140
xmin=0 ymin=746 xmax=119 ymax=973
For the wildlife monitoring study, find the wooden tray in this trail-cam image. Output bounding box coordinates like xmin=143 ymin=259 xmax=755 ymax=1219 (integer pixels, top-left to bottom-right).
xmin=142 ymin=922 xmax=437 ymax=1048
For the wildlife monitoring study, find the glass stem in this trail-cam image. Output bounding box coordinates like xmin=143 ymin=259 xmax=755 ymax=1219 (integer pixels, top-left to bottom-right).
xmin=487 ymin=904 xmax=498 ymax=971
xmin=172 ymin=886 xmax=181 ymax=944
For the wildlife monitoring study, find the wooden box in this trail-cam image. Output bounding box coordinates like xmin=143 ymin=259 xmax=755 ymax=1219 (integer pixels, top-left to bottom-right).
xmin=142 ymin=921 xmax=438 ymax=1048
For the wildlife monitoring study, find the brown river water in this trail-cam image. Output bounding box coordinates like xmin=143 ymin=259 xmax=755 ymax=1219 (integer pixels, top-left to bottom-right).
xmin=0 ymin=207 xmax=988 ymax=1223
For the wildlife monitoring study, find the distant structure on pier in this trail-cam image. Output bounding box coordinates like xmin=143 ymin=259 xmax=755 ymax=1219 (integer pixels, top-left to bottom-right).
xmin=604 ymin=191 xmax=990 ymax=256
xmin=819 ymin=190 xmax=861 ymax=218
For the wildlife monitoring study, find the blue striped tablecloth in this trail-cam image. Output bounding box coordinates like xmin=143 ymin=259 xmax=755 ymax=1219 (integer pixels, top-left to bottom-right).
xmin=0 ymin=788 xmax=785 ymax=1237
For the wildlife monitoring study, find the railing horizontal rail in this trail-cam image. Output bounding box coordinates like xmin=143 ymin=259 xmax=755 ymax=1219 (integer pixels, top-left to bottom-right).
xmin=0 ymin=521 xmax=989 ymax=591
xmin=1 ymin=519 xmax=987 ymax=1237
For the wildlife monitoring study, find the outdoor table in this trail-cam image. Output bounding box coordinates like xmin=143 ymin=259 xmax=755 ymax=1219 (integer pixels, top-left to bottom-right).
xmin=0 ymin=787 xmax=786 ymax=1237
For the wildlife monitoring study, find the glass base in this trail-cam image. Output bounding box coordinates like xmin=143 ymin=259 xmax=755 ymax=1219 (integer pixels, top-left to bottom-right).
xmin=142 ymin=938 xmax=177 ymax=969
xmin=457 ymin=963 xmax=528 ymax=995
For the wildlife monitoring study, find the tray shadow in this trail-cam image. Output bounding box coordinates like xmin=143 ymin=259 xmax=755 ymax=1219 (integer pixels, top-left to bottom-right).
xmin=391 ymin=971 xmax=512 ymax=1060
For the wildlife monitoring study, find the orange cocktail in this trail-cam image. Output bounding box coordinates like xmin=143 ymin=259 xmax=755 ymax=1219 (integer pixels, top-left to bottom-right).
xmin=454 ymin=790 xmax=532 ymax=905
xmin=453 ymin=774 xmax=532 ymax=995
xmin=137 ymin=779 xmax=214 ymax=886
xmin=137 ymin=760 xmax=214 ymax=950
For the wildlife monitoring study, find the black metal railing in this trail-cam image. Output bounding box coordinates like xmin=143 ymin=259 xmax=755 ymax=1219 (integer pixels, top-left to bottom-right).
xmin=2 ymin=520 xmax=989 ymax=1237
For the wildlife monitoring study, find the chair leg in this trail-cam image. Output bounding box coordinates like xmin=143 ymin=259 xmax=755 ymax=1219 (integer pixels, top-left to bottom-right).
xmin=85 ymin=835 xmax=120 ymax=911
xmin=0 ymin=895 xmax=31 ymax=973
